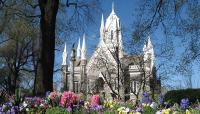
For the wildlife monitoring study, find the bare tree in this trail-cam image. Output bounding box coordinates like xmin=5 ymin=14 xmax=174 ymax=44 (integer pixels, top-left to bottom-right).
xmin=0 ymin=0 xmax=101 ymax=95
xmin=132 ymin=0 xmax=200 ymax=88
xmin=0 ymin=20 xmax=36 ymax=94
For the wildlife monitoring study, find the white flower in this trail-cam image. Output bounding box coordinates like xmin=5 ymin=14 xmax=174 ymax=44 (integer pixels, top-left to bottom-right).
xmin=124 ymin=108 xmax=130 ymax=113
xmin=26 ymin=108 xmax=29 ymax=111
xmin=2 ymin=104 xmax=7 ymax=110
xmin=150 ymin=102 xmax=157 ymax=109
xmin=155 ymin=110 xmax=162 ymax=114
xmin=23 ymin=101 xmax=28 ymax=107
xmin=40 ymin=103 xmax=44 ymax=107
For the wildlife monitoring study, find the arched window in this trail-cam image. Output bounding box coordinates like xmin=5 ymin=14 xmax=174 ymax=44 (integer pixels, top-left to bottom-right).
xmin=74 ymin=81 xmax=79 ymax=93
xmin=111 ymin=30 xmax=113 ymax=40
xmin=95 ymin=77 xmax=105 ymax=93
xmin=114 ymin=77 xmax=118 ymax=90
xmin=131 ymin=81 xmax=137 ymax=93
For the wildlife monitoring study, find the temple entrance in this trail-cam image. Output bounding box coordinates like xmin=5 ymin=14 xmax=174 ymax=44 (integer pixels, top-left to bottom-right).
xmin=92 ymin=77 xmax=105 ymax=94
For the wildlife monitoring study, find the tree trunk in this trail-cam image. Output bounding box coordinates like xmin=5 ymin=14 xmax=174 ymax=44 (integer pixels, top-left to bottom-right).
xmin=35 ymin=0 xmax=59 ymax=95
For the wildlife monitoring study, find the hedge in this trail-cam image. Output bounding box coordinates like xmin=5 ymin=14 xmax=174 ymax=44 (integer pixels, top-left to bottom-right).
xmin=164 ymin=89 xmax=200 ymax=104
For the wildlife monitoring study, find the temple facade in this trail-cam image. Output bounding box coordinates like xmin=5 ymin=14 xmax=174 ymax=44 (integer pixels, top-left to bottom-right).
xmin=61 ymin=3 xmax=161 ymax=101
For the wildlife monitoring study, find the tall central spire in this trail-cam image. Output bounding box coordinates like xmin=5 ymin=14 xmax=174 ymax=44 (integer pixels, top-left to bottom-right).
xmin=62 ymin=42 xmax=68 ymax=65
xmin=76 ymin=37 xmax=81 ymax=59
xmin=100 ymin=14 xmax=105 ymax=40
xmin=111 ymin=0 xmax=115 ymax=14
xmin=81 ymin=33 xmax=86 ymax=60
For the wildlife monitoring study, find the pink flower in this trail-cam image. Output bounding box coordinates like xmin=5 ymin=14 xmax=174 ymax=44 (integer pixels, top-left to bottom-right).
xmin=60 ymin=91 xmax=78 ymax=107
xmin=49 ymin=91 xmax=57 ymax=100
xmin=90 ymin=95 xmax=100 ymax=107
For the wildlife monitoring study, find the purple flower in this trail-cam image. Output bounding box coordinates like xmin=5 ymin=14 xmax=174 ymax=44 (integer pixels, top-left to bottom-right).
xmin=5 ymin=102 xmax=12 ymax=108
xmin=79 ymin=100 xmax=84 ymax=106
xmin=142 ymin=92 xmax=150 ymax=104
xmin=95 ymin=105 xmax=103 ymax=111
xmin=46 ymin=91 xmax=51 ymax=97
xmin=180 ymin=98 xmax=189 ymax=110
xmin=67 ymin=106 xmax=72 ymax=112
xmin=10 ymin=107 xmax=16 ymax=114
xmin=158 ymin=94 xmax=163 ymax=105
xmin=136 ymin=107 xmax=142 ymax=112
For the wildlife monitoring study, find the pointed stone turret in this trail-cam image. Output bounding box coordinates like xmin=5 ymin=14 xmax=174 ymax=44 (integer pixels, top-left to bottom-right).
xmin=61 ymin=42 xmax=69 ymax=91
xmin=111 ymin=0 xmax=115 ymax=14
xmin=81 ymin=33 xmax=86 ymax=60
xmin=69 ymin=44 xmax=76 ymax=92
xmin=147 ymin=36 xmax=153 ymax=48
xmin=100 ymin=14 xmax=105 ymax=40
xmin=62 ymin=42 xmax=68 ymax=65
xmin=143 ymin=36 xmax=155 ymax=71
xmin=143 ymin=36 xmax=153 ymax=53
xmin=76 ymin=37 xmax=81 ymax=59
xmin=80 ymin=33 xmax=87 ymax=95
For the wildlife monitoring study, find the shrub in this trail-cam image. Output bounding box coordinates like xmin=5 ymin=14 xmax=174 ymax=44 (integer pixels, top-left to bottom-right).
xmin=164 ymin=89 xmax=200 ymax=104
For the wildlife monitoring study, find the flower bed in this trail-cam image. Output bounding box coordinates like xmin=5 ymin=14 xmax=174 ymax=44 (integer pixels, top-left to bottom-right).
xmin=0 ymin=91 xmax=200 ymax=114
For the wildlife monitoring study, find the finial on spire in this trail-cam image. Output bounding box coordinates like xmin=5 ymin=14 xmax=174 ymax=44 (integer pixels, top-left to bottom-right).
xmin=100 ymin=13 xmax=105 ymax=39
xmin=147 ymin=36 xmax=152 ymax=47
xmin=76 ymin=37 xmax=81 ymax=59
xmin=100 ymin=13 xmax=104 ymax=30
xmin=111 ymin=0 xmax=115 ymax=14
xmin=81 ymin=33 xmax=87 ymax=60
xmin=62 ymin=42 xmax=68 ymax=65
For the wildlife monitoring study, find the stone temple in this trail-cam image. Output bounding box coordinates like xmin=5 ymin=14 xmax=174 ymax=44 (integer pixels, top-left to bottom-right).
xmin=61 ymin=3 xmax=161 ymax=101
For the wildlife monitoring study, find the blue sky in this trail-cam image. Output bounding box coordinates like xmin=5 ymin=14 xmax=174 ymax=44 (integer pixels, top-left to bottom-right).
xmin=54 ymin=0 xmax=200 ymax=90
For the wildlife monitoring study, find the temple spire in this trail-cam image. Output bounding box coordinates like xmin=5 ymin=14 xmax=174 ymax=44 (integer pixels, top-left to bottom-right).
xmin=111 ymin=0 xmax=115 ymax=14
xmin=100 ymin=14 xmax=105 ymax=39
xmin=147 ymin=36 xmax=152 ymax=48
xmin=62 ymin=42 xmax=68 ymax=65
xmin=76 ymin=37 xmax=81 ymax=59
xmin=81 ymin=33 xmax=86 ymax=60
xmin=100 ymin=14 xmax=104 ymax=30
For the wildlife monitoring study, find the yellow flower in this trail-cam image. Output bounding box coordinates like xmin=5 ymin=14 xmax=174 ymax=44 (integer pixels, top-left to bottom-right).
xmin=142 ymin=103 xmax=147 ymax=107
xmin=142 ymin=103 xmax=150 ymax=107
xmin=110 ymin=104 xmax=113 ymax=108
xmin=133 ymin=112 xmax=141 ymax=114
xmin=162 ymin=108 xmax=171 ymax=114
xmin=104 ymin=100 xmax=114 ymax=108
xmin=186 ymin=109 xmax=191 ymax=114
xmin=172 ymin=111 xmax=178 ymax=114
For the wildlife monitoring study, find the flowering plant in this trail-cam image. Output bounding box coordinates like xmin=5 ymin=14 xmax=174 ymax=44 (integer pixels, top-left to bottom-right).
xmin=142 ymin=92 xmax=150 ymax=104
xmin=60 ymin=91 xmax=78 ymax=107
xmin=180 ymin=98 xmax=189 ymax=110
xmin=90 ymin=95 xmax=100 ymax=107
xmin=49 ymin=91 xmax=58 ymax=100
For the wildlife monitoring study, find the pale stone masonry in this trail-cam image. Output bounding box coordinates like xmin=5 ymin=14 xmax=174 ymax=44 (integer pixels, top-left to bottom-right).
xmin=61 ymin=3 xmax=161 ymax=101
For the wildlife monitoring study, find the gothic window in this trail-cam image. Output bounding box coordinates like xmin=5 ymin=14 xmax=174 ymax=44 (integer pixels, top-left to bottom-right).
xmin=131 ymin=81 xmax=137 ymax=93
xmin=74 ymin=81 xmax=79 ymax=93
xmin=111 ymin=30 xmax=113 ymax=40
xmin=114 ymin=78 xmax=118 ymax=90
xmin=95 ymin=77 xmax=104 ymax=92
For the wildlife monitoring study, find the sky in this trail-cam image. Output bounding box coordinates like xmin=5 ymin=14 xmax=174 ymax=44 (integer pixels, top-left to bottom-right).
xmin=53 ymin=0 xmax=200 ymax=90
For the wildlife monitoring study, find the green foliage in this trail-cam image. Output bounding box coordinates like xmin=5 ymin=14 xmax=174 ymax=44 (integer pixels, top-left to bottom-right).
xmin=164 ymin=89 xmax=200 ymax=104
xmin=13 ymin=88 xmax=23 ymax=106
xmin=102 ymin=110 xmax=116 ymax=114
xmin=143 ymin=106 xmax=157 ymax=114
xmin=190 ymin=109 xmax=200 ymax=114
xmin=0 ymin=91 xmax=7 ymax=105
xmin=46 ymin=107 xmax=68 ymax=114
xmin=27 ymin=108 xmax=46 ymax=114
